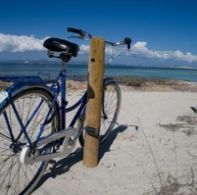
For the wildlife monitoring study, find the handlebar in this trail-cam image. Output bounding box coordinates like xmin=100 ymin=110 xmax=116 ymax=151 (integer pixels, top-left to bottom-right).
xmin=106 ymin=37 xmax=132 ymax=49
xmin=67 ymin=27 xmax=92 ymax=40
xmin=67 ymin=27 xmax=132 ymax=50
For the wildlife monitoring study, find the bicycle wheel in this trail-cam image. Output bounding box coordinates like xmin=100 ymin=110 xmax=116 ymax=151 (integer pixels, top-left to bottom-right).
xmin=0 ymin=87 xmax=59 ymax=195
xmin=78 ymin=80 xmax=121 ymax=146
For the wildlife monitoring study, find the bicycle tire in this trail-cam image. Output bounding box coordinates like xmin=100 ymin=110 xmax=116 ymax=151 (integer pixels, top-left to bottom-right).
xmin=0 ymin=87 xmax=60 ymax=195
xmin=78 ymin=80 xmax=121 ymax=146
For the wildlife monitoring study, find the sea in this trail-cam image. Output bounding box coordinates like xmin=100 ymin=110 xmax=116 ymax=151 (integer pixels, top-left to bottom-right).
xmin=0 ymin=62 xmax=197 ymax=82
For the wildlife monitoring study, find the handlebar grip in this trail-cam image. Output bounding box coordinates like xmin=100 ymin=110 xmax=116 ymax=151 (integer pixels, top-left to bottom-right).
xmin=67 ymin=27 xmax=83 ymax=35
xmin=124 ymin=37 xmax=132 ymax=49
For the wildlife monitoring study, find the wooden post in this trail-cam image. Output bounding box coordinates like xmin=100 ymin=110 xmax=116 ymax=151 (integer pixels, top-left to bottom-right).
xmin=83 ymin=37 xmax=105 ymax=167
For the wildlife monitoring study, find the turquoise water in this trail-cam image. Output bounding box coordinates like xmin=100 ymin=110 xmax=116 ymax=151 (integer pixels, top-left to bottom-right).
xmin=0 ymin=63 xmax=197 ymax=82
xmin=105 ymin=66 xmax=197 ymax=81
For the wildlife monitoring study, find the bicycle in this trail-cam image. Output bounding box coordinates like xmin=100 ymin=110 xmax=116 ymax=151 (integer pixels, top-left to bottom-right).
xmin=0 ymin=27 xmax=131 ymax=195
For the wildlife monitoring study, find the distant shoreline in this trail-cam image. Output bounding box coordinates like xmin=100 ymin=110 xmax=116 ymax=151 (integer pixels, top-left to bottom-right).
xmin=1 ymin=63 xmax=197 ymax=82
xmin=1 ymin=61 xmax=197 ymax=70
xmin=1 ymin=76 xmax=197 ymax=92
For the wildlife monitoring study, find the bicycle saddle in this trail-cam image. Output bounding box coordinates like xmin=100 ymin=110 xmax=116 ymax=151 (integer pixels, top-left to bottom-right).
xmin=43 ymin=37 xmax=79 ymax=57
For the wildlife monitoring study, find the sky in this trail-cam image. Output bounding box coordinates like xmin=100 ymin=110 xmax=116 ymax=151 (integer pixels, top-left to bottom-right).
xmin=0 ymin=0 xmax=197 ymax=66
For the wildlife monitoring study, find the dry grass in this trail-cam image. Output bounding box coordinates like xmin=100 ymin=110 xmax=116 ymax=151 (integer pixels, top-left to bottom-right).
xmin=1 ymin=77 xmax=197 ymax=92
xmin=156 ymin=168 xmax=197 ymax=195
xmin=0 ymin=80 xmax=11 ymax=90
xmin=159 ymin=114 xmax=197 ymax=136
xmin=139 ymin=115 xmax=197 ymax=195
xmin=115 ymin=77 xmax=197 ymax=92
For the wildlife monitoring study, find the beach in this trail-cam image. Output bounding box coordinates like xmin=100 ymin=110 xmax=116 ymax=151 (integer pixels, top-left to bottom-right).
xmin=1 ymin=1 xmax=197 ymax=194
xmin=27 ymin=80 xmax=197 ymax=195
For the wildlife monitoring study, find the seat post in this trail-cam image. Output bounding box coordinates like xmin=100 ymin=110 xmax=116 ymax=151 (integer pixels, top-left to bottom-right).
xmin=60 ymin=60 xmax=66 ymax=71
xmin=60 ymin=59 xmax=67 ymax=129
xmin=56 ymin=53 xmax=71 ymax=129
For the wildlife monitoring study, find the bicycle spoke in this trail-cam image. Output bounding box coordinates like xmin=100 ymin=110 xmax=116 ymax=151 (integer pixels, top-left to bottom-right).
xmin=0 ymin=88 xmax=58 ymax=194
xmin=0 ymin=123 xmax=10 ymax=138
xmin=28 ymin=164 xmax=38 ymax=176
xmin=16 ymin=96 xmax=46 ymax=142
xmin=0 ymin=146 xmax=12 ymax=152
xmin=0 ymin=132 xmax=12 ymax=142
xmin=17 ymin=158 xmax=21 ymax=195
xmin=0 ymin=155 xmax=17 ymax=177
xmin=104 ymin=94 xmax=115 ymax=115
xmin=0 ymin=156 xmax=17 ymax=192
xmin=0 ymin=148 xmax=11 ymax=156
xmin=20 ymin=165 xmax=30 ymax=186
xmin=5 ymin=156 xmax=14 ymax=195
xmin=106 ymin=100 xmax=116 ymax=116
xmin=23 ymin=95 xmax=36 ymax=126
xmin=28 ymin=99 xmax=50 ymax=139
xmin=105 ymin=92 xmax=116 ymax=112
xmin=25 ymin=99 xmax=45 ymax=139
xmin=6 ymin=163 xmax=20 ymax=195
xmin=0 ymin=154 xmax=15 ymax=157
xmin=101 ymin=119 xmax=107 ymax=135
xmin=0 ymin=152 xmax=13 ymax=176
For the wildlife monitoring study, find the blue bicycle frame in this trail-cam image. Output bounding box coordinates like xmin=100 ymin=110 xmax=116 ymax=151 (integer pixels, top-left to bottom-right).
xmin=0 ymin=68 xmax=87 ymax=148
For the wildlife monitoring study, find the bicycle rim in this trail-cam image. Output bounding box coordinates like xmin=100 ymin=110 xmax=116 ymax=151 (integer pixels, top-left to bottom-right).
xmin=0 ymin=88 xmax=59 ymax=195
xmin=99 ymin=81 xmax=121 ymax=143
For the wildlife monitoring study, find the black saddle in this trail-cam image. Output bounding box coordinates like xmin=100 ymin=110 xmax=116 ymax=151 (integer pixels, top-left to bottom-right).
xmin=43 ymin=37 xmax=79 ymax=57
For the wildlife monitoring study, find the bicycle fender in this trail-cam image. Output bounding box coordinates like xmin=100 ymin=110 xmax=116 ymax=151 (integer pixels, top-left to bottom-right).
xmin=0 ymin=83 xmax=57 ymax=110
xmin=104 ymin=77 xmax=114 ymax=84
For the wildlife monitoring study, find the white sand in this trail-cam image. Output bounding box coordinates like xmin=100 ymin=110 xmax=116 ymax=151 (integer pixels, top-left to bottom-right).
xmin=33 ymin=87 xmax=197 ymax=195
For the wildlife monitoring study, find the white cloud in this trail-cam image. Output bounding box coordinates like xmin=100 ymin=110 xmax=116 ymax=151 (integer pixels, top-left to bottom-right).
xmin=133 ymin=41 xmax=147 ymax=49
xmin=79 ymin=44 xmax=89 ymax=54
xmin=0 ymin=33 xmax=46 ymax=52
xmin=131 ymin=41 xmax=197 ymax=63
xmin=80 ymin=41 xmax=197 ymax=63
xmin=0 ymin=33 xmax=197 ymax=63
